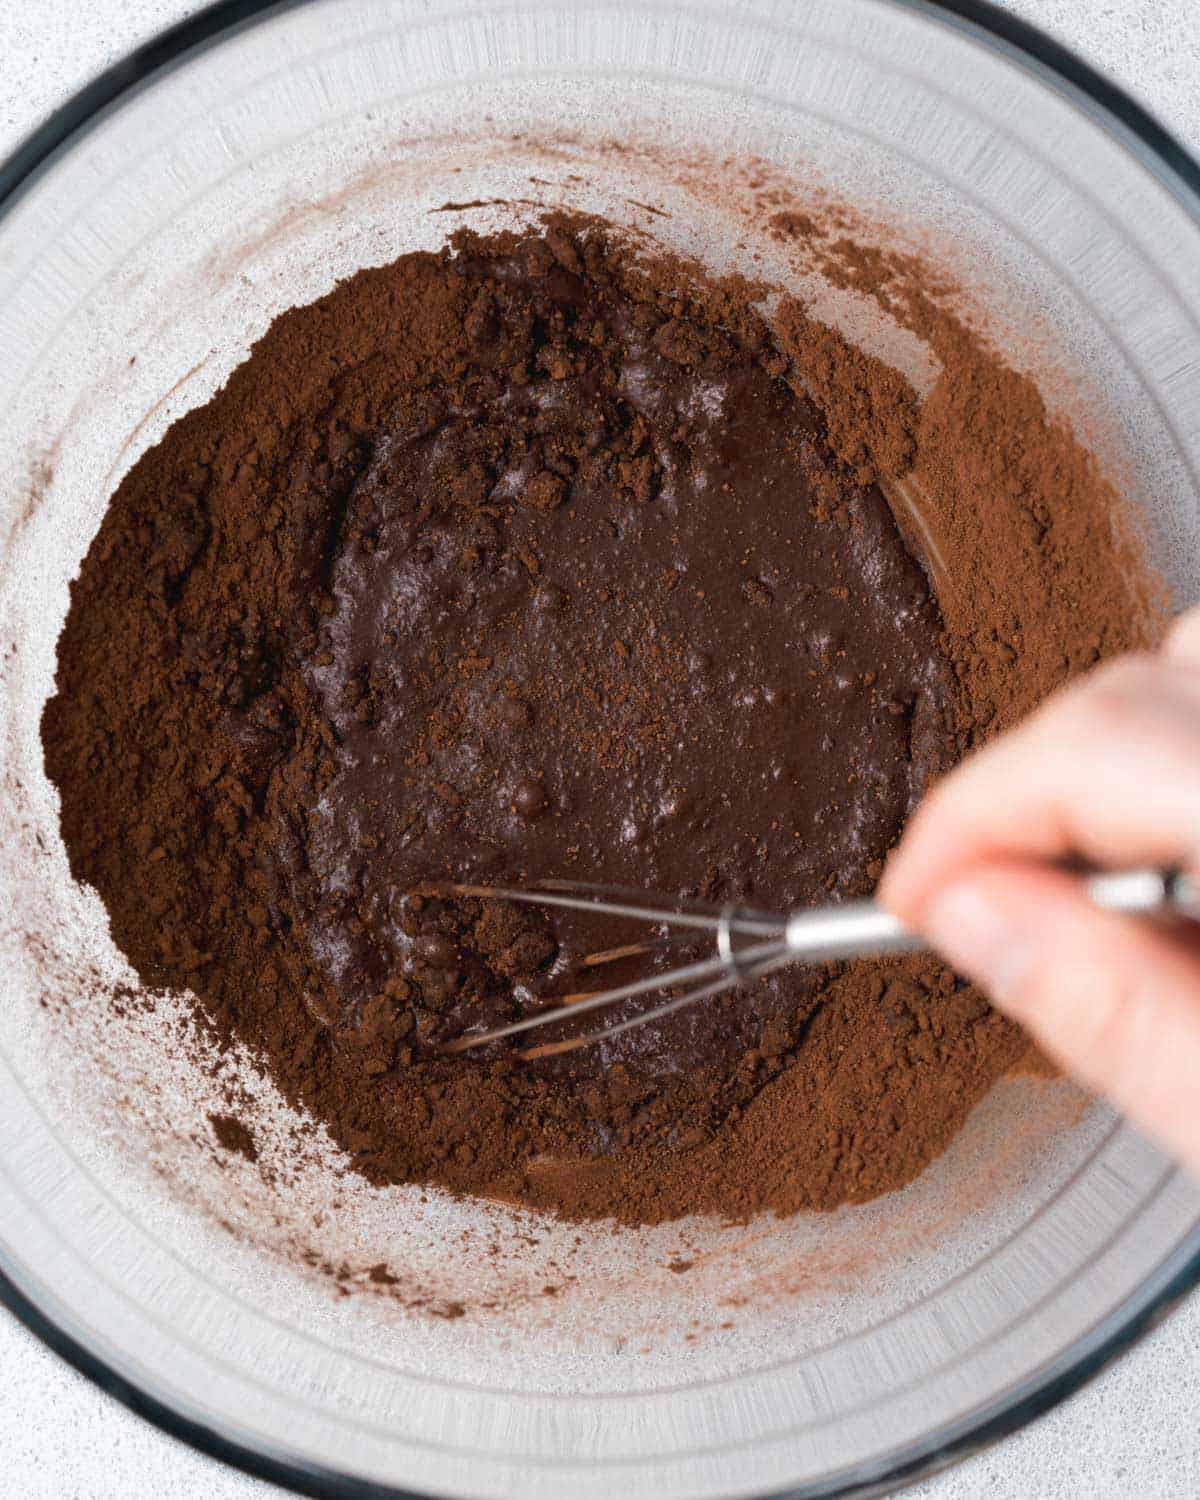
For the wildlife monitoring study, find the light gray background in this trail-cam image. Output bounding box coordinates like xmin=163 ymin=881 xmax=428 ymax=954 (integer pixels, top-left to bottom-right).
xmin=2 ymin=1 xmax=1198 ymax=1496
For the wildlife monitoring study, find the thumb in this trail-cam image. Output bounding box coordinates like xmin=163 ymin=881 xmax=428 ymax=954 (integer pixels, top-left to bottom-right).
xmin=919 ymin=863 xmax=1200 ymax=1170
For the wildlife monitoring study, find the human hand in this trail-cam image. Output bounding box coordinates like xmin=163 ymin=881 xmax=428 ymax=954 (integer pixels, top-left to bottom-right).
xmin=880 ymin=605 xmax=1200 ymax=1175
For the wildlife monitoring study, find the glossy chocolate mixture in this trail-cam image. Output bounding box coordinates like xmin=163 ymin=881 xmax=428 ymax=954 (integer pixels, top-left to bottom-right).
xmin=299 ymin=243 xmax=951 ymax=1077
xmin=44 ymin=222 xmax=1149 ymax=1223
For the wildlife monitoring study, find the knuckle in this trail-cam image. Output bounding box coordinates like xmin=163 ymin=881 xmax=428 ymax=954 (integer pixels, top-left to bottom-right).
xmin=913 ymin=777 xmax=954 ymax=826
xmin=1055 ymin=962 xmax=1149 ymax=1101
xmin=1003 ymin=949 xmax=1142 ymax=1098
xmin=1088 ymin=654 xmax=1155 ymax=698
xmin=1166 ymin=605 xmax=1200 ymax=662
xmin=1061 ymin=658 xmax=1157 ymax=739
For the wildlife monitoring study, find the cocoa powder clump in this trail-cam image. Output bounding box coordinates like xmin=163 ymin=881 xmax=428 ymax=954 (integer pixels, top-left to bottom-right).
xmin=43 ymin=219 xmax=1155 ymax=1225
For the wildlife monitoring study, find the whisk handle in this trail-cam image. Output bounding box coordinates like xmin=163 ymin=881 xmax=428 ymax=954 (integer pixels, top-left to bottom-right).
xmin=783 ymin=867 xmax=1200 ymax=964
xmin=782 ymin=902 xmax=922 ymax=962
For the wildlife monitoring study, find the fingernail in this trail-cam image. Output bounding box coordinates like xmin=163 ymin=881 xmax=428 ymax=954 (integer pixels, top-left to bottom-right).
xmin=923 ymin=882 xmax=1033 ymax=1002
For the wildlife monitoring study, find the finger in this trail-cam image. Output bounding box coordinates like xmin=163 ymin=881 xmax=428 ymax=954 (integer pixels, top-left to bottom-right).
xmin=1165 ymin=603 xmax=1200 ymax=666
xmin=881 ymin=658 xmax=1200 ymax=925
xmin=923 ymin=862 xmax=1200 ymax=1173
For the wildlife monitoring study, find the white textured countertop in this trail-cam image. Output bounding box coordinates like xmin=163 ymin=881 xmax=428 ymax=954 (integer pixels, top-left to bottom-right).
xmin=2 ymin=2 xmax=1199 ymax=1496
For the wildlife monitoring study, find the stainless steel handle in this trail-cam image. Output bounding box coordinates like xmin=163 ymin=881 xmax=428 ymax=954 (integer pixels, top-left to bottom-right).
xmin=782 ymin=867 xmax=1200 ymax=965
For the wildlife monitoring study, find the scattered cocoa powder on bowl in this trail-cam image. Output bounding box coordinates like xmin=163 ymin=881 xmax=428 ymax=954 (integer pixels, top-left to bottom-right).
xmin=42 ymin=215 xmax=1157 ymax=1227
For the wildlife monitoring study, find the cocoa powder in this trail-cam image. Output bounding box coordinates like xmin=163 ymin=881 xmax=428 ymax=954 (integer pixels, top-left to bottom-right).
xmin=42 ymin=217 xmax=1155 ymax=1226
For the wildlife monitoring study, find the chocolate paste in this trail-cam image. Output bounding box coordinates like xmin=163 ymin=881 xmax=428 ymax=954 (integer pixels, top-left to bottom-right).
xmin=43 ymin=221 xmax=1153 ymax=1224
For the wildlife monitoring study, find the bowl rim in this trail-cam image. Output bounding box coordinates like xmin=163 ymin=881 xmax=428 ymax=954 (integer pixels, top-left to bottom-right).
xmin=2 ymin=1 xmax=1200 ymax=1497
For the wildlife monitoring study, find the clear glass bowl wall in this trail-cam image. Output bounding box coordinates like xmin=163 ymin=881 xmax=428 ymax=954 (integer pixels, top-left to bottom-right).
xmin=2 ymin=2 xmax=1200 ymax=1497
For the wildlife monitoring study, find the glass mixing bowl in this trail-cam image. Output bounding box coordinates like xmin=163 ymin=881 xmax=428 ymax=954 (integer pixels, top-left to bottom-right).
xmin=3 ymin=2 xmax=1200 ymax=1496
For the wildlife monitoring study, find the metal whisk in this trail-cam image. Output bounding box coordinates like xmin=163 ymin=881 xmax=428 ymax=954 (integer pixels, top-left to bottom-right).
xmin=443 ymin=868 xmax=1199 ymax=1060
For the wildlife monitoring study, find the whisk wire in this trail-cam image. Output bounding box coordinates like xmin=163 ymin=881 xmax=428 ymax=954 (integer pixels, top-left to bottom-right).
xmin=442 ymin=938 xmax=776 ymax=1053
xmin=445 ymin=882 xmax=788 ymax=938
xmin=519 ymin=938 xmax=792 ymax=1060
xmin=435 ymin=868 xmax=1197 ymax=1059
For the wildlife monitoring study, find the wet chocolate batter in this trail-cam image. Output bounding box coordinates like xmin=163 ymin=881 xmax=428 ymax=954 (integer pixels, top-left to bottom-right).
xmin=288 ymin=238 xmax=952 ymax=1077
xmin=49 ymin=222 xmax=1060 ymax=1222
